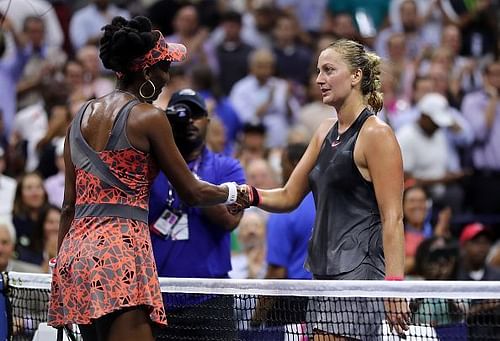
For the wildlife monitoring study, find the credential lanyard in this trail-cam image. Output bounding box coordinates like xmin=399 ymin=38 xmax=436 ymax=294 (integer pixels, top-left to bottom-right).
xmin=166 ymin=154 xmax=203 ymax=209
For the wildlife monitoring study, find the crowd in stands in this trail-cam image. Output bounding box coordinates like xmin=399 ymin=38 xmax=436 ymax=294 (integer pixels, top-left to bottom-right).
xmin=0 ymin=0 xmax=499 ymax=285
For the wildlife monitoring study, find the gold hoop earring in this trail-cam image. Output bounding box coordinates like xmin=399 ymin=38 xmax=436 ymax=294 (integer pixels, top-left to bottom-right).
xmin=139 ymin=79 xmax=156 ymax=99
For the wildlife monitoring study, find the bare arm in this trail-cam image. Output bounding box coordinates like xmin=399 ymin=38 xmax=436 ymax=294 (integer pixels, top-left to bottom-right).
xmin=362 ymin=120 xmax=409 ymax=335
xmin=57 ymin=130 xmax=76 ymax=252
xmin=407 ymin=172 xmax=466 ymax=186
xmin=256 ymin=119 xmax=335 ymax=213
xmin=265 ymin=264 xmax=287 ymax=279
xmin=132 ymin=104 xmax=230 ymax=206
xmin=1 ymin=15 xmax=25 ymax=48
xmin=36 ymin=105 xmax=69 ymax=150
xmin=363 ymin=121 xmax=405 ymax=278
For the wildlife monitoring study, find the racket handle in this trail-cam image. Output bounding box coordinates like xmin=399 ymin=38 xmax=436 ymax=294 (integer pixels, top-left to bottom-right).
xmin=56 ymin=327 xmax=64 ymax=341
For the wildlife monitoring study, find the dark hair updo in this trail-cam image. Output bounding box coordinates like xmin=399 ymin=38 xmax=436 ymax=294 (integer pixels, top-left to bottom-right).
xmin=99 ymin=16 xmax=158 ymax=74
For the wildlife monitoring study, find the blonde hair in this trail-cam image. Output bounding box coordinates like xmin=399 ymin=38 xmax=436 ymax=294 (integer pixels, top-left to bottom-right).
xmin=327 ymin=39 xmax=383 ymax=113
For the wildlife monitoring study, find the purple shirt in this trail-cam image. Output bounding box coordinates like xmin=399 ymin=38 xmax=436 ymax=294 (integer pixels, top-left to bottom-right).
xmin=44 ymin=172 xmax=65 ymax=208
xmin=0 ymin=34 xmax=30 ymax=136
xmin=461 ymin=90 xmax=500 ymax=170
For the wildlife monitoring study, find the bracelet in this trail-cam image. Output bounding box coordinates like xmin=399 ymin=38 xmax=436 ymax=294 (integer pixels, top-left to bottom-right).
xmin=223 ymin=182 xmax=238 ymax=204
xmin=385 ymin=276 xmax=404 ymax=281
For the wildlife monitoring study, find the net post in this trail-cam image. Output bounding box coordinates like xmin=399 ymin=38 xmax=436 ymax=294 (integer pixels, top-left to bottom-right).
xmin=0 ymin=273 xmax=8 ymax=341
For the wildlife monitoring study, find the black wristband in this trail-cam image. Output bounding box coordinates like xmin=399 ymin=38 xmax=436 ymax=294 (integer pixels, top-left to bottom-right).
xmin=250 ymin=186 xmax=260 ymax=206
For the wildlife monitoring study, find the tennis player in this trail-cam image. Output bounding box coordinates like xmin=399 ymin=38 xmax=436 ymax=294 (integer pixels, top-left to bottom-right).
xmin=48 ymin=16 xmax=238 ymax=341
xmin=232 ymin=39 xmax=411 ymax=340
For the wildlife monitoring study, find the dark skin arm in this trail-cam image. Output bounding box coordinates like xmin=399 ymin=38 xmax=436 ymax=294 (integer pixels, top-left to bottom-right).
xmin=57 ymin=131 xmax=76 ymax=252
xmin=127 ymin=103 xmax=230 ymax=206
xmin=56 ymin=96 xmax=233 ymax=251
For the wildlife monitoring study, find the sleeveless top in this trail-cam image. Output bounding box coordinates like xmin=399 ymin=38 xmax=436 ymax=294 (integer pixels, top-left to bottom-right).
xmin=70 ymin=99 xmax=153 ymax=221
xmin=306 ymin=108 xmax=384 ymax=277
xmin=48 ymin=99 xmax=166 ymax=327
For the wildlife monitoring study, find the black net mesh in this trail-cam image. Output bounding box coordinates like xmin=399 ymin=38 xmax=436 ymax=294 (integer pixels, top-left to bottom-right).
xmin=7 ymin=286 xmax=50 ymax=341
xmin=4 ymin=272 xmax=500 ymax=340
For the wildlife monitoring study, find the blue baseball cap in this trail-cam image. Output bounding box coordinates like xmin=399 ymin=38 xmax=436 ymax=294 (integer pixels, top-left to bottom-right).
xmin=168 ymin=88 xmax=207 ymax=115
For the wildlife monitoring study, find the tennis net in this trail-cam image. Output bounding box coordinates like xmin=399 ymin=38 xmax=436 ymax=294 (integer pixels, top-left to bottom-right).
xmin=3 ymin=271 xmax=500 ymax=340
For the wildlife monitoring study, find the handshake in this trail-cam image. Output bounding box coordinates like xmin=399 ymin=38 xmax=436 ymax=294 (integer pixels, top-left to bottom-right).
xmin=223 ymin=183 xmax=261 ymax=214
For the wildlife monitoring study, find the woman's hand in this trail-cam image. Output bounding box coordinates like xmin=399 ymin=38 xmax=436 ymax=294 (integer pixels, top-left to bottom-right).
xmin=384 ymin=298 xmax=411 ymax=337
xmin=227 ymin=184 xmax=254 ymax=214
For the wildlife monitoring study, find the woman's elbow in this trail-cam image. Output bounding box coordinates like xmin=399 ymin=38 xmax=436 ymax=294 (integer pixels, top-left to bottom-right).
xmin=61 ymin=202 xmax=75 ymax=215
xmin=381 ymin=211 xmax=404 ymax=228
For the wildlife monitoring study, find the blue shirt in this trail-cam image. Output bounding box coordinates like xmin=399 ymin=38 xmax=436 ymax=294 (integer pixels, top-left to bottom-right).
xmin=198 ymin=90 xmax=242 ymax=156
xmin=149 ymin=147 xmax=245 ymax=278
xmin=0 ymin=33 xmax=30 ymax=136
xmin=266 ymin=192 xmax=315 ymax=279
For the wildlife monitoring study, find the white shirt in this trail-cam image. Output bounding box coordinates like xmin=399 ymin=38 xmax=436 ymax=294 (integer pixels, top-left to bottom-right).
xmin=44 ymin=172 xmax=65 ymax=208
xmin=0 ymin=174 xmax=16 ymax=217
xmin=230 ymin=75 xmax=299 ymax=147
xmin=13 ymin=102 xmax=48 ymax=172
xmin=396 ymin=123 xmax=449 ymax=180
xmin=69 ymin=4 xmax=130 ymax=50
xmin=0 ymin=0 xmax=64 ymax=48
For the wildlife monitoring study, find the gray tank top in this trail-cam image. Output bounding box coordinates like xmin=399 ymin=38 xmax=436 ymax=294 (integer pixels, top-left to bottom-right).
xmin=306 ymin=108 xmax=384 ymax=277
xmin=69 ymin=99 xmax=150 ymax=223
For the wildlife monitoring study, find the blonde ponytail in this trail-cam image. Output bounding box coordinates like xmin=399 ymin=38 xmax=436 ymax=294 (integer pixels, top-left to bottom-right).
xmin=364 ymin=52 xmax=383 ymax=113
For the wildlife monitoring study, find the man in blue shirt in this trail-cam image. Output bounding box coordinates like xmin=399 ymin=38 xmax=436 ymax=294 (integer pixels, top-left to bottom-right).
xmin=266 ymin=142 xmax=314 ymax=280
xmin=252 ymin=143 xmax=315 ymax=327
xmin=149 ymin=89 xmax=245 ymax=340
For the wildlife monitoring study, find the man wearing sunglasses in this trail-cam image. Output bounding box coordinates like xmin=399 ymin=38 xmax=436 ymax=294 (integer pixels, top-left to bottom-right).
xmin=148 ymin=88 xmax=245 ymax=340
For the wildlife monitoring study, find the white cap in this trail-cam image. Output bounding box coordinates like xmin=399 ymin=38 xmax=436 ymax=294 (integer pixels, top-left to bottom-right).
xmin=417 ymin=93 xmax=454 ymax=128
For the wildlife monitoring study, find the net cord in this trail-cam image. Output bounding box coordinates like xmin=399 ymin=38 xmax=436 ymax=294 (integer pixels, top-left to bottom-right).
xmin=5 ymin=271 xmax=500 ymax=299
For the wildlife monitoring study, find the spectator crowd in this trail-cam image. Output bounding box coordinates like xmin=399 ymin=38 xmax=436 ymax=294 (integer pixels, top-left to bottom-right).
xmin=0 ymin=0 xmax=499 ymax=288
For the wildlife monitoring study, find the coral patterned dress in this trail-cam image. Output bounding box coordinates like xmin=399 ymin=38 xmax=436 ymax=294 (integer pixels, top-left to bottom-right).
xmin=48 ymin=99 xmax=167 ymax=327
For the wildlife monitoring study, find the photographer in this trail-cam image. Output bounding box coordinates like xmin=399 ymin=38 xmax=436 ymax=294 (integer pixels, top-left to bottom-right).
xmin=148 ymin=88 xmax=245 ymax=340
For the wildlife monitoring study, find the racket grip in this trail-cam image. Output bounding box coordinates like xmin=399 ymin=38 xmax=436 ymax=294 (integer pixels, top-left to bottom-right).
xmin=56 ymin=327 xmax=64 ymax=341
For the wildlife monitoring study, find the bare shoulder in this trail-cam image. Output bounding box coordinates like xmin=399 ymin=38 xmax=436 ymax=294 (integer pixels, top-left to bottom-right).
xmin=313 ymin=118 xmax=337 ymax=146
xmin=130 ymin=102 xmax=165 ymax=122
xmin=361 ymin=115 xmax=396 ymax=142
xmin=128 ymin=102 xmax=169 ymax=131
xmin=359 ymin=116 xmax=402 ymax=163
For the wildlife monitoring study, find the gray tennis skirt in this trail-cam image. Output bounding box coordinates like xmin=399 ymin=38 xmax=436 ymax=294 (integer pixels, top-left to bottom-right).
xmin=307 ymin=262 xmax=385 ymax=341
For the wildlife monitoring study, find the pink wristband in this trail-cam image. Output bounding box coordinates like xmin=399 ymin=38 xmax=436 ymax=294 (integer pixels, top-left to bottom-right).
xmin=385 ymin=276 xmax=404 ymax=281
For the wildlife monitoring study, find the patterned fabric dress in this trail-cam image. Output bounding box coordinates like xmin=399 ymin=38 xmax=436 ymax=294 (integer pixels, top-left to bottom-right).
xmin=48 ymin=99 xmax=167 ymax=327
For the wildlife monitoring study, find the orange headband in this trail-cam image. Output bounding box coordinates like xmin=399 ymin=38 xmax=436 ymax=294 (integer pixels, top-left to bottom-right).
xmin=126 ymin=30 xmax=187 ymax=74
